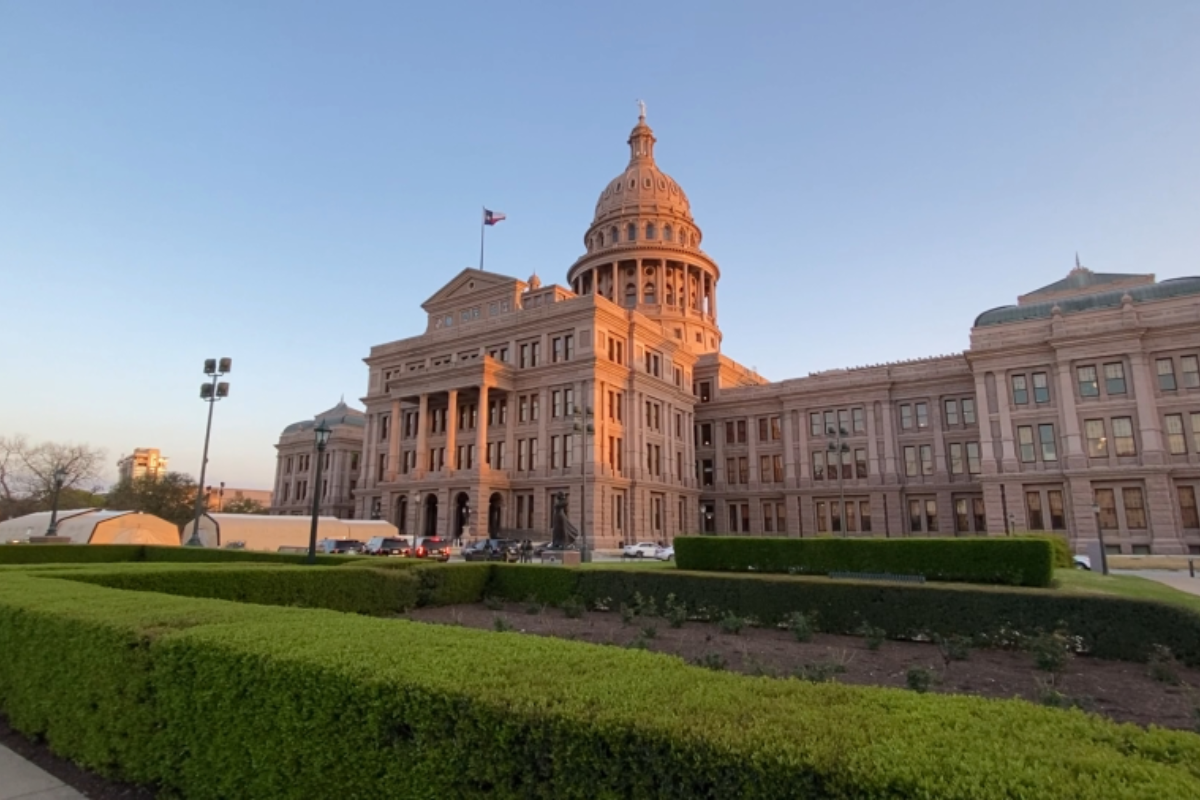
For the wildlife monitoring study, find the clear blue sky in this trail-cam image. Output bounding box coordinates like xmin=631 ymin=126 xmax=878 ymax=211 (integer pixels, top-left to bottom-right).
xmin=2 ymin=1 xmax=1197 ymax=491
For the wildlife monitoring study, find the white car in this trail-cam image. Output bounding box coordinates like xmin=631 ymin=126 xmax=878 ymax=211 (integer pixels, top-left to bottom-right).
xmin=622 ymin=541 xmax=659 ymax=558
xmin=1073 ymin=554 xmax=1092 ymax=570
xmin=654 ymin=545 xmax=675 ymax=561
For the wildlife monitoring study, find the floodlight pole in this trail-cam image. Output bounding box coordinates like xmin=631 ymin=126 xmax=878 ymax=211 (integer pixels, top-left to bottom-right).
xmin=185 ymin=359 xmax=231 ymax=546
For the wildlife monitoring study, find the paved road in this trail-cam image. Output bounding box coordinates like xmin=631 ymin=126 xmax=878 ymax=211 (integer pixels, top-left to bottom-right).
xmin=1112 ymin=569 xmax=1200 ymax=597
xmin=0 ymin=745 xmax=84 ymax=800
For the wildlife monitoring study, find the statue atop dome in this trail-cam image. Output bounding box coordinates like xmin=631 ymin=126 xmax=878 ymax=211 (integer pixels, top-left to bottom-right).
xmin=637 ymin=98 xmax=646 ymax=120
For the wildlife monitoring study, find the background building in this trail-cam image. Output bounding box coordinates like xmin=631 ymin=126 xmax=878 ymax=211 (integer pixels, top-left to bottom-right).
xmin=272 ymin=112 xmax=1200 ymax=555
xmin=270 ymin=400 xmax=364 ymax=518
xmin=116 ymin=448 xmax=169 ymax=482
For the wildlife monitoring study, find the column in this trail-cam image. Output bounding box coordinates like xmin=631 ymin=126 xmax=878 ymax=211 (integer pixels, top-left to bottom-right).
xmin=445 ymin=389 xmax=459 ymax=472
xmin=364 ymin=413 xmax=378 ymax=487
xmin=387 ymin=399 xmax=401 ymax=481
xmin=880 ymin=400 xmax=898 ymax=478
xmin=865 ymin=402 xmax=879 ymax=485
xmin=782 ymin=408 xmax=798 ymax=486
xmin=796 ymin=409 xmax=810 ymax=483
xmin=536 ymin=388 xmax=548 ymax=477
xmin=994 ymin=372 xmax=1019 ymax=469
xmin=476 ymin=384 xmax=489 ymax=473
xmin=416 ymin=394 xmax=429 ymax=476
xmin=1053 ymin=362 xmax=1085 ymax=467
xmin=504 ymin=390 xmax=517 ymax=472
xmin=974 ymin=374 xmax=999 ymax=473
xmin=747 ymin=415 xmax=759 ymax=486
xmin=1129 ymin=352 xmax=1165 ymax=463
xmin=713 ymin=415 xmax=725 ymax=484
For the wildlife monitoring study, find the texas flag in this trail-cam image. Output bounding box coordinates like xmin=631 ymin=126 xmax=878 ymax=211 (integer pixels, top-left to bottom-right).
xmin=483 ymin=208 xmax=507 ymax=226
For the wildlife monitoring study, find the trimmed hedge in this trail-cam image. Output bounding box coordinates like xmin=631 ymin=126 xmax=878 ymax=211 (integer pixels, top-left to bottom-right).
xmin=0 ymin=544 xmax=349 ymax=566
xmin=2 ymin=571 xmax=1199 ymax=798
xmin=488 ymin=565 xmax=1200 ymax=666
xmin=673 ymin=535 xmax=1055 ymax=587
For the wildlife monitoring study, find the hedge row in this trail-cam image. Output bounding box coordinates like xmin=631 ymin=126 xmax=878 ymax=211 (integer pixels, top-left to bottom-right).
xmin=1 ymin=570 xmax=1198 ymax=799
xmin=0 ymin=544 xmax=348 ymax=566
xmin=487 ymin=565 xmax=1200 ymax=666
xmin=673 ymin=536 xmax=1056 ymax=587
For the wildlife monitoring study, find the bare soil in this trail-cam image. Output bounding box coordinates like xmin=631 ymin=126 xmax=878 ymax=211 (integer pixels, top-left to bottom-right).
xmin=406 ymin=602 xmax=1200 ymax=732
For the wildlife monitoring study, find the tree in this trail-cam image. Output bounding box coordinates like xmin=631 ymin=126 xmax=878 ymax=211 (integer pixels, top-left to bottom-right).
xmin=0 ymin=435 xmax=107 ymax=519
xmin=105 ymin=472 xmax=198 ymax=529
xmin=222 ymin=497 xmax=268 ymax=515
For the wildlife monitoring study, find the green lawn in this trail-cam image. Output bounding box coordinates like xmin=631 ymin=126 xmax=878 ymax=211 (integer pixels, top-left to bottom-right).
xmin=1056 ymin=568 xmax=1200 ymax=614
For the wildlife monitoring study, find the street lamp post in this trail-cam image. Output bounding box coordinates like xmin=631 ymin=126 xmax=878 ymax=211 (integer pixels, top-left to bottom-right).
xmin=827 ymin=425 xmax=849 ymax=537
xmin=45 ymin=466 xmax=68 ymax=536
xmin=1092 ymin=502 xmax=1109 ymax=576
xmin=185 ymin=358 xmax=231 ymax=547
xmin=573 ymin=404 xmax=594 ymax=562
xmin=306 ymin=420 xmax=332 ymax=565
xmin=371 ymin=499 xmax=382 ymax=520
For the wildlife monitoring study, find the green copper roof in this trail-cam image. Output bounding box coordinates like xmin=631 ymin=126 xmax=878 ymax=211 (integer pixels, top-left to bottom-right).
xmin=974 ymin=277 xmax=1200 ymax=328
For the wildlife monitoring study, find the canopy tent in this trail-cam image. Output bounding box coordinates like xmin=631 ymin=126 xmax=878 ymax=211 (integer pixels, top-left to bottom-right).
xmin=190 ymin=513 xmax=399 ymax=551
xmin=0 ymin=509 xmax=180 ymax=546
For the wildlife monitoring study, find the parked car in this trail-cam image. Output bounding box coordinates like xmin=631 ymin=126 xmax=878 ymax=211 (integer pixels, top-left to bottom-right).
xmin=1073 ymin=554 xmax=1092 ymax=570
xmin=410 ymin=537 xmax=452 ymax=561
xmin=462 ymin=539 xmax=518 ymax=562
xmin=365 ymin=536 xmax=410 ymax=556
xmin=622 ymin=541 xmax=659 ymax=558
xmin=654 ymin=545 xmax=675 ymax=561
xmin=318 ymin=539 xmax=364 ymax=555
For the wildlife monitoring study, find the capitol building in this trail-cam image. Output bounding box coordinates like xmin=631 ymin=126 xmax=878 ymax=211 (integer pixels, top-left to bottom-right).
xmin=270 ymin=111 xmax=1200 ymax=555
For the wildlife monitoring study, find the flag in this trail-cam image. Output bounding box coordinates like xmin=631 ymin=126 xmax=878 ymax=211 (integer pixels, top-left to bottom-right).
xmin=484 ymin=209 xmax=506 ymax=226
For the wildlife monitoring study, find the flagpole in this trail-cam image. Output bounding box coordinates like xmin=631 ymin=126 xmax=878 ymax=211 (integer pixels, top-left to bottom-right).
xmin=479 ymin=207 xmax=485 ymax=271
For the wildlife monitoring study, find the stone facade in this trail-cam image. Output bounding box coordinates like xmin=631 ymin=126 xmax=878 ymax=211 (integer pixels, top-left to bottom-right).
xmin=270 ymin=401 xmax=364 ymax=518
xmin=273 ymin=112 xmax=1200 ymax=555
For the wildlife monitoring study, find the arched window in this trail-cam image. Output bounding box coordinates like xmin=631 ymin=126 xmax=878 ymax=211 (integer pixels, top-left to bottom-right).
xmin=627 ymin=223 xmax=637 ymax=241
xmin=646 ymin=222 xmax=657 ymax=240
xmin=665 ymin=286 xmax=675 ymax=306
xmin=663 ymin=225 xmax=673 ymax=242
xmin=624 ymin=283 xmax=637 ymax=306
xmin=610 ymin=226 xmax=618 ymax=244
xmin=643 ymin=282 xmax=656 ymax=304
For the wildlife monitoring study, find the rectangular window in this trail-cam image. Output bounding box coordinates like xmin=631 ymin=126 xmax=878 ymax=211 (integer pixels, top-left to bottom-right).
xmin=944 ymin=399 xmax=959 ymax=426
xmin=830 ymin=499 xmax=842 ymax=533
xmin=1038 ymin=424 xmax=1057 ymax=462
xmin=552 ymin=390 xmax=562 ymax=419
xmin=1085 ymin=419 xmax=1107 ymax=457
xmin=529 ymin=438 xmax=538 ymax=471
xmin=1077 ymin=365 xmax=1099 ymax=397
xmin=771 ymin=416 xmax=782 ymax=440
xmin=698 ymin=423 xmax=713 ymax=447
xmin=824 ymin=410 xmax=835 ymax=435
xmin=738 ymin=457 xmax=749 ymax=484
xmin=852 ymin=407 xmax=865 ymax=434
xmin=701 ymin=459 xmax=713 ymax=486
xmin=1017 ymin=426 xmax=1035 ymax=463
xmin=925 ymin=499 xmax=938 ymax=532
xmin=725 ymin=421 xmax=735 ymax=445
xmin=838 ymin=409 xmax=851 ymax=435
xmin=758 ymin=418 xmax=769 ymax=442
xmin=1180 ymin=486 xmax=1200 ymax=528
xmin=762 ymin=502 xmax=774 ymax=533
xmin=776 ymin=501 xmax=786 ymax=535
xmin=1166 ymin=414 xmax=1187 ymax=455
xmin=809 ymin=412 xmax=822 ymax=437
xmin=903 ymin=446 xmax=917 ymax=477
xmin=1032 ymin=372 xmax=1050 ymax=403
xmin=962 ymin=398 xmax=976 ymax=425
xmin=1193 ymin=414 xmax=1200 ymax=453
xmin=1047 ymin=490 xmax=1065 ymax=531
xmin=759 ymin=455 xmax=772 ymax=483
xmin=1182 ymin=356 xmax=1200 ymax=388
xmin=919 ymin=444 xmax=933 ymax=476
xmin=774 ymin=454 xmax=784 ymax=483
xmin=1011 ymin=375 xmax=1028 ymax=405
xmin=844 ymin=501 xmax=857 ymax=533
xmin=859 ymin=500 xmax=871 ymax=532
xmin=915 ymin=402 xmax=929 ymax=429
xmin=908 ymin=499 xmax=922 ymax=532
xmin=1095 ymin=488 xmax=1118 ymax=529
xmin=1123 ymin=487 xmax=1146 ymax=529
xmin=1157 ymin=358 xmax=1178 ymax=391
xmin=812 ymin=451 xmax=826 ymax=480
xmin=737 ymin=420 xmax=747 ymax=443
xmin=854 ymin=448 xmax=867 ymax=478
xmin=1112 ymin=417 xmax=1136 ymax=456
xmin=966 ymin=442 xmax=982 ymax=475
xmin=816 ymin=502 xmax=827 ymax=533
xmin=949 ymin=443 xmax=964 ymax=475
xmin=955 ymin=498 xmax=969 ymax=533
xmin=1026 ymin=492 xmax=1044 ymax=530
xmin=1104 ymin=362 xmax=1127 ymax=395
xmin=550 ymin=435 xmax=560 ymax=469
xmin=900 ymin=404 xmax=913 ymax=430
xmin=517 ymin=439 xmax=526 ymax=471
xmin=726 ymin=457 xmax=738 ymax=484
xmin=972 ymin=497 xmax=986 ymax=532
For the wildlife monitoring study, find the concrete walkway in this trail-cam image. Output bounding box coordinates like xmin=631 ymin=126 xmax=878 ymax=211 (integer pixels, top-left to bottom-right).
xmin=1113 ymin=569 xmax=1200 ymax=597
xmin=0 ymin=745 xmax=84 ymax=800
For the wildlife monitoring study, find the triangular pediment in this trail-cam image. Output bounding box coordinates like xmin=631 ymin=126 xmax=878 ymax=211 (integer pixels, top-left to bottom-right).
xmin=421 ymin=268 xmax=522 ymax=310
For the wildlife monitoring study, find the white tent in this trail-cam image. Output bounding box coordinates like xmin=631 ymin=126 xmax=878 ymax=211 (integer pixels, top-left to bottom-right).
xmin=0 ymin=509 xmax=180 ymax=546
xmin=189 ymin=513 xmax=398 ymax=550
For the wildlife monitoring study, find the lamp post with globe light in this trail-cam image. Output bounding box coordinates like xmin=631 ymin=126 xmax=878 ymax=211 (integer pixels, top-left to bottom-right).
xmin=45 ymin=466 xmax=68 ymax=536
xmin=306 ymin=420 xmax=332 ymax=565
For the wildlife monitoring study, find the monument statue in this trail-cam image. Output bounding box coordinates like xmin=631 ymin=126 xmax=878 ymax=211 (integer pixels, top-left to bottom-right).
xmin=550 ymin=491 xmax=579 ymax=549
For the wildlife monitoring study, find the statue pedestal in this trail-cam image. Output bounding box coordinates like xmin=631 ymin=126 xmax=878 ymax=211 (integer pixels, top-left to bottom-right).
xmin=559 ymin=550 xmax=581 ymax=566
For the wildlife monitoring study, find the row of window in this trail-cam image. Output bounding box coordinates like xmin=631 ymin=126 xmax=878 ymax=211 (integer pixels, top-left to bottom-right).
xmin=809 ymin=408 xmax=866 ymax=437
xmin=592 ymin=222 xmax=696 ymax=249
xmin=723 ymin=455 xmax=787 ymax=485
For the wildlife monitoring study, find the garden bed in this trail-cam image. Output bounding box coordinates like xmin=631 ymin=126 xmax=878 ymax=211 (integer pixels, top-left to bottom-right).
xmin=406 ymin=600 xmax=1200 ymax=732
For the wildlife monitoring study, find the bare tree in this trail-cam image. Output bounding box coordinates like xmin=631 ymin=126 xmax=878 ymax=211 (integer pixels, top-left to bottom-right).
xmin=0 ymin=436 xmax=106 ymax=517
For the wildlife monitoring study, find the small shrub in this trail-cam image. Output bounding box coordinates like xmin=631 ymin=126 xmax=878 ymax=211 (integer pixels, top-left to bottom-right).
xmin=619 ymin=604 xmax=635 ymax=625
xmin=1148 ymin=644 xmax=1181 ymax=685
xmin=561 ymin=596 xmax=585 ymax=619
xmin=641 ymin=595 xmax=658 ymax=618
xmin=627 ymin=636 xmax=648 ymax=651
xmin=1030 ymin=630 xmax=1073 ymax=676
xmin=786 ymin=611 xmax=814 ymax=643
xmin=523 ymin=595 xmax=542 ymax=615
xmin=857 ymin=622 xmax=885 ymax=651
xmin=640 ymin=624 xmax=657 ymax=640
xmin=694 ymin=652 xmax=726 ymax=671
xmin=906 ymin=665 xmax=934 ymax=693
xmin=794 ymin=660 xmax=848 ymax=683
xmin=493 ymin=616 xmax=512 ymax=632
xmin=664 ymin=594 xmax=688 ymax=628
xmin=590 ymin=596 xmax=613 ymax=612
xmin=484 ymin=595 xmax=504 ymax=611
xmin=718 ymin=612 xmax=745 ymax=635
xmin=934 ymin=633 xmax=972 ymax=665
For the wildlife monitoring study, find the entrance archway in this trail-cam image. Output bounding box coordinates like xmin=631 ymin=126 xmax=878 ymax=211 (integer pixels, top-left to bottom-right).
xmin=454 ymin=492 xmax=470 ymax=543
xmin=488 ymin=493 xmax=503 ymax=537
xmin=423 ymin=494 xmax=438 ymax=538
xmin=395 ymin=496 xmax=408 ymax=535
